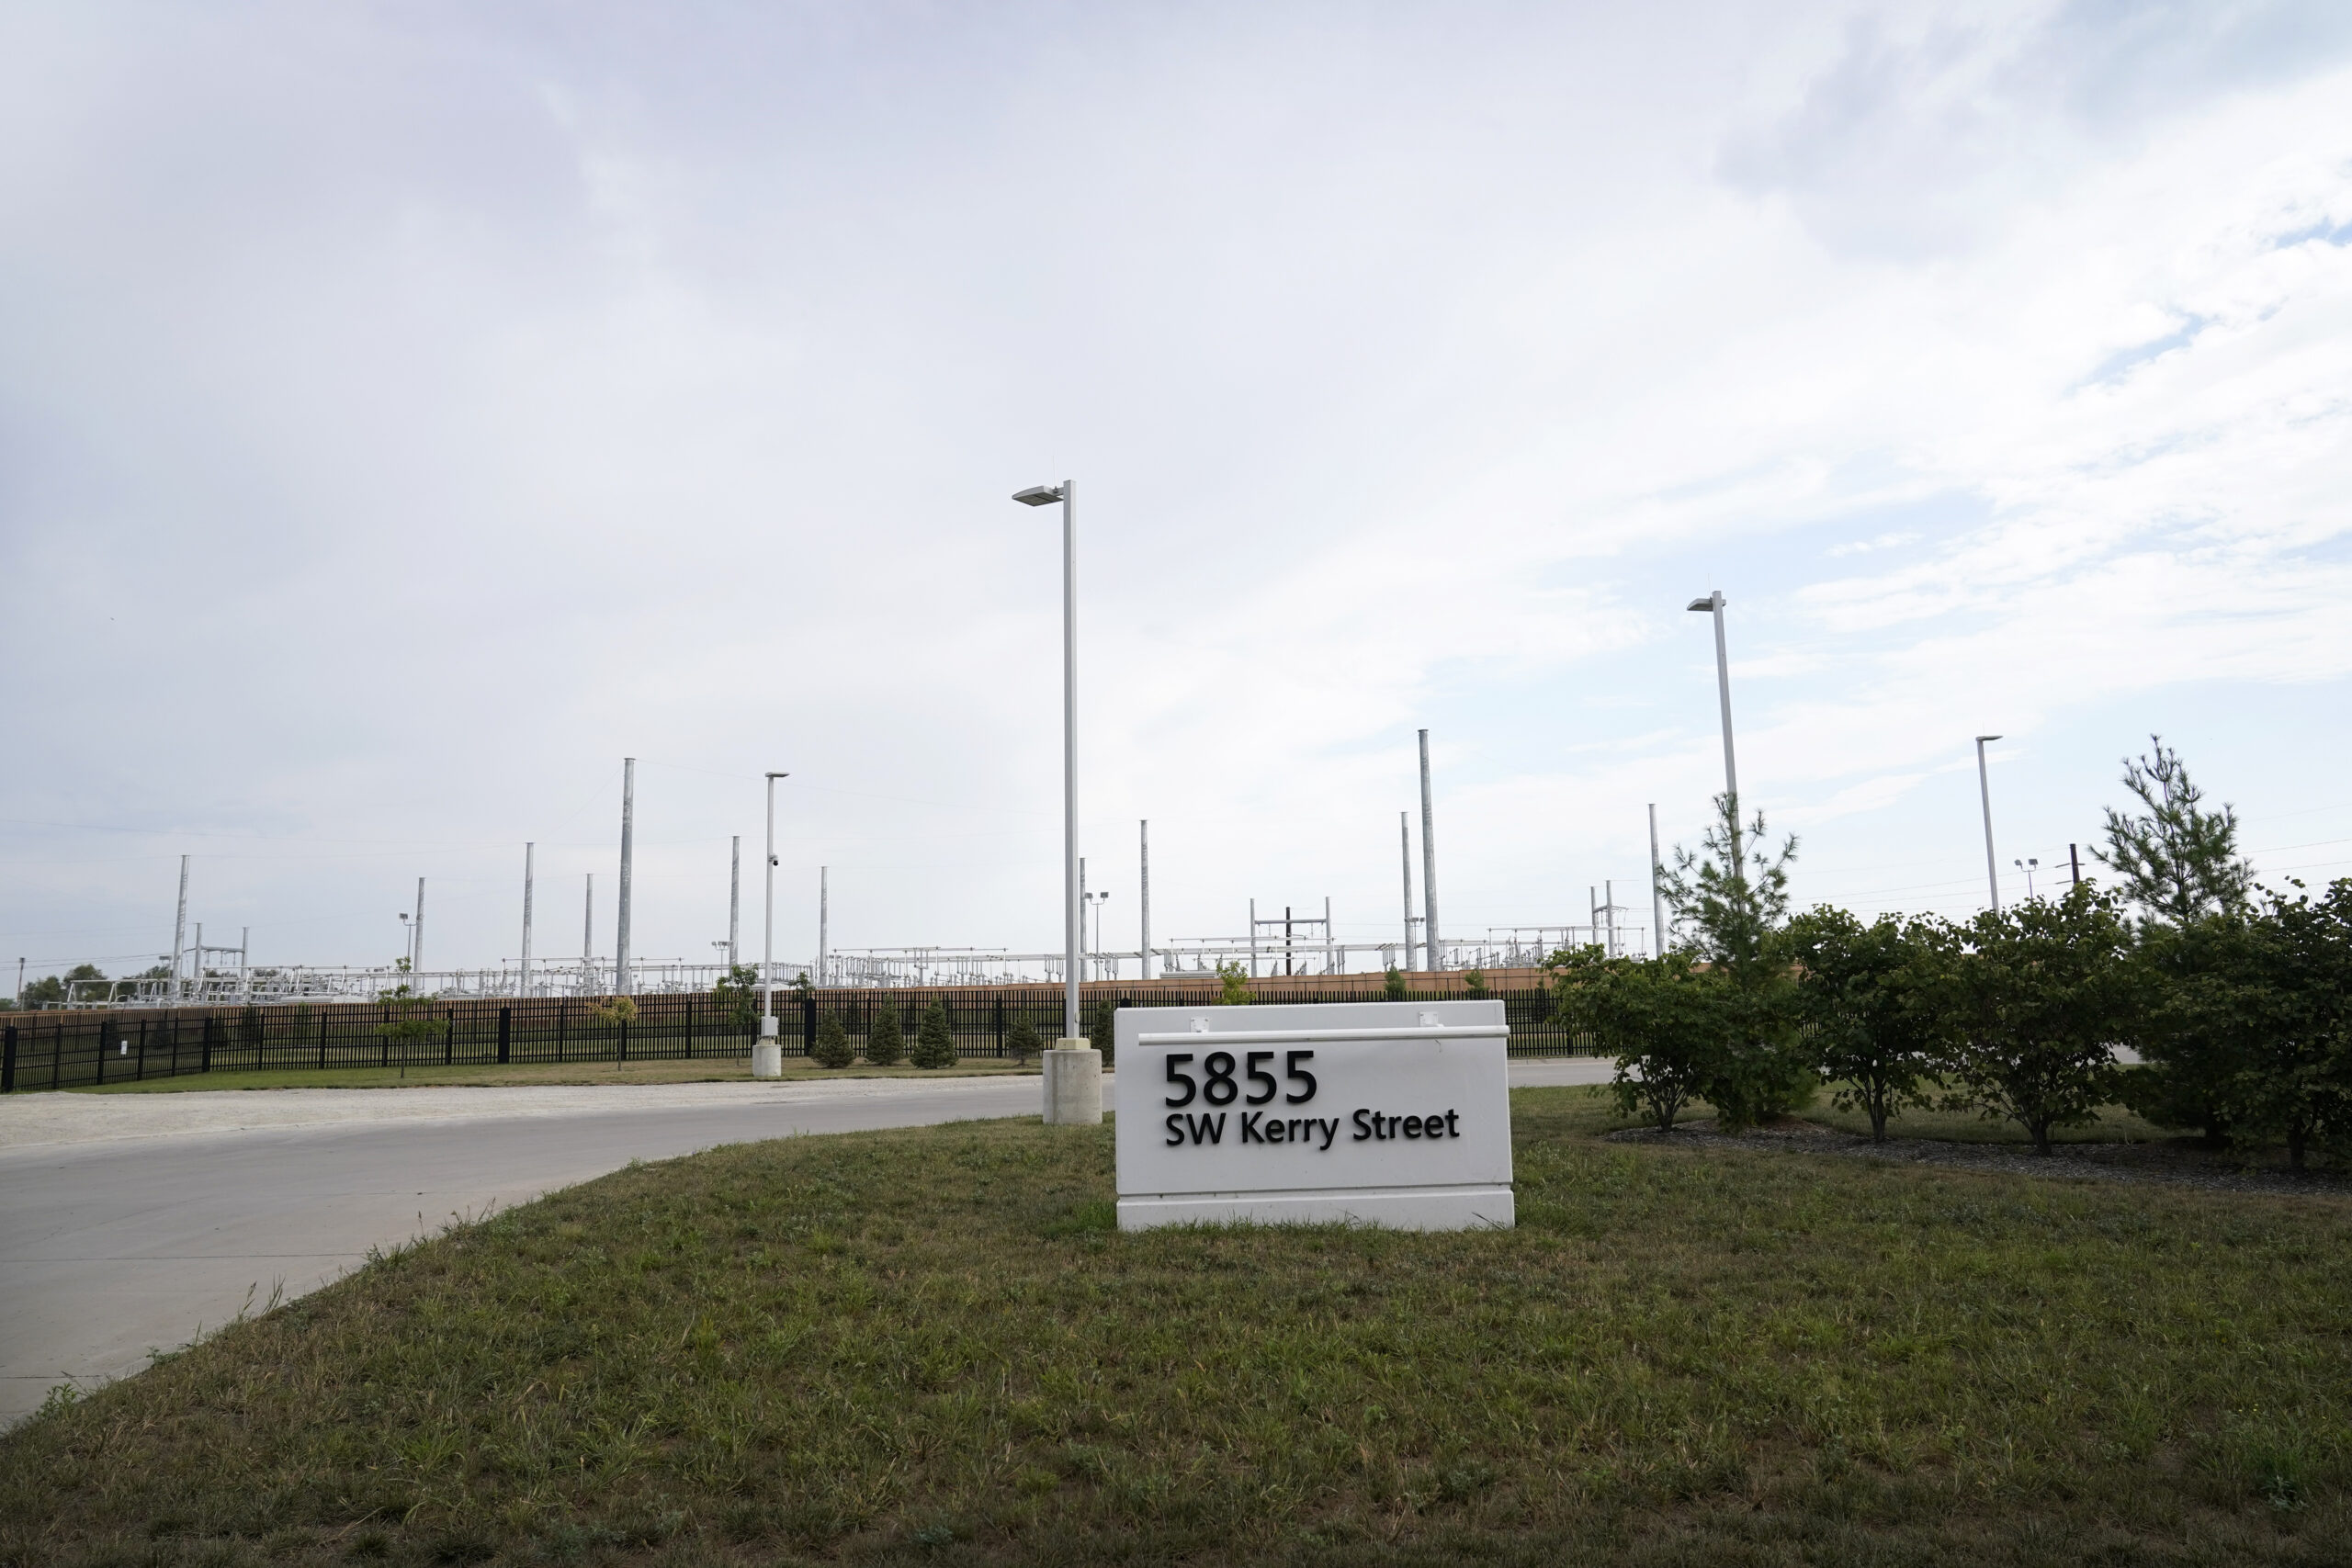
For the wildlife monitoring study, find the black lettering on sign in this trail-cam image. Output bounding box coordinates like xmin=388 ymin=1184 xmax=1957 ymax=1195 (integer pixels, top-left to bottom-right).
xmin=1352 ymin=1109 xmax=1374 ymax=1141
xmin=1163 ymin=1053 xmax=1196 ymax=1108
xmin=1404 ymin=1115 xmax=1422 ymax=1138
xmin=1188 ymin=1112 xmax=1226 ymax=1145
xmin=1284 ymin=1051 xmax=1317 ymax=1103
xmin=1244 ymin=1051 xmax=1277 ymax=1105
xmin=1204 ymin=1052 xmax=1238 ymax=1106
xmin=1239 ymin=1111 xmax=1262 ymax=1144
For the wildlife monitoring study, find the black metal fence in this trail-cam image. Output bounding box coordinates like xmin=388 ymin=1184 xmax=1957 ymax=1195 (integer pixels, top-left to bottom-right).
xmin=0 ymin=986 xmax=1594 ymax=1093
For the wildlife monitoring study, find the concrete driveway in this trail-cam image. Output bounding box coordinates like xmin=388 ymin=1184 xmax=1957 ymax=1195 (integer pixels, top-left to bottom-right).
xmin=0 ymin=1056 xmax=1611 ymax=1425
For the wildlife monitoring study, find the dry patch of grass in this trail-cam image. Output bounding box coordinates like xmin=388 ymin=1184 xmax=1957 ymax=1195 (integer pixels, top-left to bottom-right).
xmin=4 ymin=1087 xmax=2347 ymax=1566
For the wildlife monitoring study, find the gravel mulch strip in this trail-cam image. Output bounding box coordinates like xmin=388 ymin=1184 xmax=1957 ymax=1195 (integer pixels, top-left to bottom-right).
xmin=1605 ymin=1117 xmax=2352 ymax=1197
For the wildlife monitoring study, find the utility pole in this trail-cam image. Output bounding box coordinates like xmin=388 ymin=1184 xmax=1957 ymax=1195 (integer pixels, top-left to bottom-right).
xmin=1284 ymin=904 xmax=1295 ymax=976
xmin=819 ymin=866 xmax=829 ymax=987
xmin=1418 ymin=729 xmax=1441 ymax=971
xmin=2070 ymin=842 xmax=2081 ymax=888
xmin=1975 ymin=735 xmax=2003 ymax=913
xmin=1648 ymin=805 xmax=1667 ymax=958
xmin=1324 ymin=895 xmax=1334 ymax=976
xmin=413 ymin=879 xmax=425 ymax=976
xmin=1687 ymin=590 xmax=1741 ymax=868
xmin=582 ymin=873 xmax=594 ymax=992
xmin=520 ymin=843 xmax=535 ymax=998
xmin=194 ymin=922 xmax=203 ymax=996
xmin=1604 ymin=880 xmax=1616 ymax=958
xmin=1250 ymin=896 xmax=1259 ymax=978
xmin=728 ymin=835 xmax=741 ymax=970
xmin=1138 ymin=820 xmax=1151 ymax=981
xmin=616 ymin=757 xmax=636 ymax=996
xmin=171 ymin=855 xmax=190 ymax=999
xmin=756 ymin=772 xmax=787 ymax=1078
xmin=1398 ymin=811 xmax=1416 ymax=970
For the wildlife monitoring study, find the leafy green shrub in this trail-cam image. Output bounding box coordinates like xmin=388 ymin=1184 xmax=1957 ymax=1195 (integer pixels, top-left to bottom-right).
xmin=1940 ymin=886 xmax=2136 ymax=1154
xmin=1383 ymin=965 xmax=1408 ymax=1000
xmin=864 ymin=1003 xmax=904 ymax=1066
xmin=911 ymin=1001 xmax=957 ymax=1069
xmin=1464 ymin=967 xmax=1488 ymax=998
xmin=1216 ymin=961 xmax=1251 ymax=1006
xmin=1085 ymin=1000 xmax=1114 ymax=1068
xmin=711 ymin=964 xmax=761 ymax=1032
xmin=1784 ymin=906 xmax=1948 ymax=1142
xmin=810 ymin=1011 xmax=854 ymax=1069
xmin=1553 ymin=947 xmax=1733 ymax=1133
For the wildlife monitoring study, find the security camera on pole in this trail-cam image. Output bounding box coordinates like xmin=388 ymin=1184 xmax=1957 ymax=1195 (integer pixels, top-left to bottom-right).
xmin=1014 ymin=479 xmax=1101 ymax=1125
xmin=754 ymin=771 xmax=789 ymax=1079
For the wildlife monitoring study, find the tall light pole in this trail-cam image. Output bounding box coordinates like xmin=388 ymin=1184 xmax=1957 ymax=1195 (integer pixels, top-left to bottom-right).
xmin=1138 ymin=819 xmax=1151 ymax=982
xmin=616 ymin=758 xmax=636 ymax=997
xmin=1687 ymin=591 xmax=1739 ymax=852
xmin=520 ymin=842 xmax=535 ymax=998
xmin=755 ymin=771 xmax=788 ymax=1078
xmin=1398 ymin=811 xmax=1416 ymax=969
xmin=1418 ymin=729 xmax=1440 ymax=970
xmin=1647 ymin=804 xmax=1666 ymax=957
xmin=1975 ymin=735 xmax=2003 ymax=913
xmin=728 ymin=835 xmax=741 ymax=971
xmin=1014 ymin=479 xmax=1100 ymax=1124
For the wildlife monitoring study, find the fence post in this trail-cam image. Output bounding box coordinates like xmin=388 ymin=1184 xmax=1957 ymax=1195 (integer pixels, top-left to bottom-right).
xmin=617 ymin=1015 xmax=628 ymax=1064
xmin=136 ymin=1019 xmax=148 ymax=1082
xmin=800 ymin=992 xmax=816 ymax=1056
xmin=318 ymin=1012 xmax=328 ymax=1070
xmin=684 ymin=993 xmax=695 ymax=1059
xmin=200 ymin=1016 xmax=214 ymax=1075
xmin=994 ymin=997 xmax=1005 ymax=1058
xmin=2 ymin=1025 xmax=15 ymax=1092
xmin=497 ymin=1007 xmax=512 ymax=1065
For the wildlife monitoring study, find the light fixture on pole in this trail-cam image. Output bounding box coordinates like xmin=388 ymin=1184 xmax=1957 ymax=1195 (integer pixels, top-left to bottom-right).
xmin=754 ymin=770 xmax=788 ymax=1079
xmin=1013 ymin=479 xmax=1101 ymax=1125
xmin=2014 ymin=857 xmax=2039 ymax=901
xmin=1975 ymin=735 xmax=2002 ymax=912
xmin=1686 ymin=592 xmax=1739 ymax=857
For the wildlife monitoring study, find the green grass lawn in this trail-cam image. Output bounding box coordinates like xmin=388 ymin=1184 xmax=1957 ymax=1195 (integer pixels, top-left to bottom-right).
xmin=65 ymin=1057 xmax=1041 ymax=1093
xmin=5 ymin=1087 xmax=2347 ymax=1566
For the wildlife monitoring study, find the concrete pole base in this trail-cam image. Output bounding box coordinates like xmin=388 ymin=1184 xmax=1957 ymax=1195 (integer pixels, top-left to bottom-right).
xmin=1041 ymin=1043 xmax=1102 ymax=1124
xmin=752 ymin=1016 xmax=783 ymax=1080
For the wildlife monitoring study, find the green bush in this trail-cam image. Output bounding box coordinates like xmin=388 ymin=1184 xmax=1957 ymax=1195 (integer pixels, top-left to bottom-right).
xmin=1085 ymin=1000 xmax=1114 ymax=1069
xmin=911 ymin=1001 xmax=957 ymax=1069
xmin=1939 ymin=886 xmax=2136 ymax=1154
xmin=865 ymin=1003 xmax=905 ymax=1067
xmin=1004 ymin=1016 xmax=1042 ymax=1066
xmin=810 ymin=1012 xmax=854 ymax=1069
xmin=1553 ymin=947 xmax=1732 ymax=1133
xmin=1383 ymin=965 xmax=1408 ymax=1000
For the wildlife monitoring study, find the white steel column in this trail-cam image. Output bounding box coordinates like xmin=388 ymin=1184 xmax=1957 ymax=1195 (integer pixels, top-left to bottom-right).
xmin=616 ymin=758 xmax=636 ymax=996
xmin=1399 ymin=811 xmax=1415 ymax=970
xmin=171 ymin=855 xmax=190 ymax=1000
xmin=1418 ymin=729 xmax=1440 ymax=971
xmin=728 ymin=836 xmax=741 ymax=970
xmin=521 ymin=843 xmax=535 ymax=998
xmin=1139 ymin=820 xmax=1151 ymax=981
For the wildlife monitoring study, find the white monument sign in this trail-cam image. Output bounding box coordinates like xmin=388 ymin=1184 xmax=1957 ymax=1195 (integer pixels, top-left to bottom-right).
xmin=1114 ymin=998 xmax=1513 ymax=1231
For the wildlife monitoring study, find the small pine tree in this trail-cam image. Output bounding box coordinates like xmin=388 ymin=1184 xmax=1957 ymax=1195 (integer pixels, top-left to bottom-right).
xmin=811 ymin=1011 xmax=854 ymax=1068
xmin=914 ymin=999 xmax=956 ymax=1068
xmin=1464 ymin=967 xmax=1488 ymax=998
xmin=1004 ymin=1015 xmax=1042 ymax=1066
xmin=2093 ymin=735 xmax=2256 ymax=927
xmin=1085 ymin=999 xmax=1114 ymax=1068
xmin=865 ymin=1002 xmax=905 ymax=1066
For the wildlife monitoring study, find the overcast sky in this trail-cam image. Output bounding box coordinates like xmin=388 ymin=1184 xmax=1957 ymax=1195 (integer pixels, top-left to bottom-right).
xmin=6 ymin=0 xmax=2351 ymax=984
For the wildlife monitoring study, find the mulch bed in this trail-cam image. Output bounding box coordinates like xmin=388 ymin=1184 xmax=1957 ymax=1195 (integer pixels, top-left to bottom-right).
xmin=1605 ymin=1116 xmax=2352 ymax=1196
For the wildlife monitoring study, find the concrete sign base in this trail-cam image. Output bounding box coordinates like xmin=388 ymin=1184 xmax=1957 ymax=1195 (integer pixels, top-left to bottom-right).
xmin=1114 ymin=999 xmax=1513 ymax=1232
xmin=1042 ymin=1043 xmax=1102 ymax=1124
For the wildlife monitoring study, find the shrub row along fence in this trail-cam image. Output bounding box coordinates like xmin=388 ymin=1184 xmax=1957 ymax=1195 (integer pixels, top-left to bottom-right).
xmin=0 ymin=986 xmax=1594 ymax=1092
